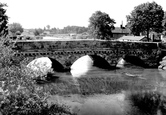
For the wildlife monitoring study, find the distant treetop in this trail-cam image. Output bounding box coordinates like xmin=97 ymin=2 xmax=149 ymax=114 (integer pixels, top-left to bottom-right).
xmin=126 ymin=1 xmax=164 ymax=39
xmin=88 ymin=11 xmax=116 ymax=40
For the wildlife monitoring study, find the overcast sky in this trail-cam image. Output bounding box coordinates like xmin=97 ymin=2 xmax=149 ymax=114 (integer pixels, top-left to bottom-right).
xmin=1 ymin=0 xmax=166 ymax=29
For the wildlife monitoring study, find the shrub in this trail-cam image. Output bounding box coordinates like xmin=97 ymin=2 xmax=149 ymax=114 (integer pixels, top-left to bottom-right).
xmin=0 ymin=92 xmax=75 ymax=115
xmin=126 ymin=91 xmax=166 ymax=115
xmin=0 ymin=37 xmax=15 ymax=67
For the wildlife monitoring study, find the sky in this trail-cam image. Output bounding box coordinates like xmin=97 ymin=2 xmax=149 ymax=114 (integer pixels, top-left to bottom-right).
xmin=1 ymin=0 xmax=166 ymax=29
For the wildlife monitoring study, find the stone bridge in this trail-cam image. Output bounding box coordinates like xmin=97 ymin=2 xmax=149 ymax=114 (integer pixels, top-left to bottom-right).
xmin=13 ymin=39 xmax=166 ymax=68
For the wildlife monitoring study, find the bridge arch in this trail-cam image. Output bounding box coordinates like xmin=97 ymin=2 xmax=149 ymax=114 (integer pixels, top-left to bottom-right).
xmin=27 ymin=57 xmax=66 ymax=73
xmin=88 ymin=54 xmax=112 ymax=70
xmin=70 ymin=54 xmax=117 ymax=78
xmin=71 ymin=54 xmax=121 ymax=70
xmin=122 ymin=55 xmax=148 ymax=68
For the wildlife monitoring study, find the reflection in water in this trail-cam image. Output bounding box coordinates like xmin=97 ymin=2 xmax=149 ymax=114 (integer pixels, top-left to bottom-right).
xmin=70 ymin=55 xmax=94 ymax=78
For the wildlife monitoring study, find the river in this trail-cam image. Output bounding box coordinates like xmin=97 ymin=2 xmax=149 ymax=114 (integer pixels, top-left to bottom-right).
xmin=54 ymin=64 xmax=166 ymax=94
xmin=49 ymin=66 xmax=166 ymax=115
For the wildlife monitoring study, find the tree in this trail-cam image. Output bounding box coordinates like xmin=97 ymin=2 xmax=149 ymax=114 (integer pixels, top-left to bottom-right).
xmin=8 ymin=23 xmax=24 ymax=34
xmin=50 ymin=27 xmax=57 ymax=34
xmin=88 ymin=11 xmax=115 ymax=40
xmin=0 ymin=3 xmax=8 ymax=37
xmin=33 ymin=28 xmax=43 ymax=36
xmin=46 ymin=25 xmax=50 ymax=30
xmin=126 ymin=2 xmax=164 ymax=39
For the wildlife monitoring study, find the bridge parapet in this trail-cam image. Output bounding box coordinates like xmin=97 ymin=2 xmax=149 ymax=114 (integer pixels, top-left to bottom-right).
xmin=13 ymin=40 xmax=159 ymax=52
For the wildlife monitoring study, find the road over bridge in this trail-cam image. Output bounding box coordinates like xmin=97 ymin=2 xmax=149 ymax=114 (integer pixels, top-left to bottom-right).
xmin=13 ymin=39 xmax=166 ymax=68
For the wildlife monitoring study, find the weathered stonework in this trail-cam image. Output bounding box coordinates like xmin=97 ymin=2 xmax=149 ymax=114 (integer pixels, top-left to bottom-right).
xmin=13 ymin=40 xmax=165 ymax=68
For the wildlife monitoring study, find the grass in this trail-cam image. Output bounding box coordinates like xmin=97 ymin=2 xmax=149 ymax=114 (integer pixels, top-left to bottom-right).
xmin=33 ymin=75 xmax=157 ymax=96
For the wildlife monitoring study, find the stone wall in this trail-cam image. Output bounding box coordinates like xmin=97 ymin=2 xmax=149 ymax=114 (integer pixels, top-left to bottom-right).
xmin=14 ymin=40 xmax=159 ymax=52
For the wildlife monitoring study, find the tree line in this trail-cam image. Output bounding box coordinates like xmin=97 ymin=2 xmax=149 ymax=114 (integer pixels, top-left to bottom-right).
xmin=1 ymin=1 xmax=166 ymax=40
xmin=50 ymin=26 xmax=88 ymax=34
xmin=9 ymin=25 xmax=89 ymax=36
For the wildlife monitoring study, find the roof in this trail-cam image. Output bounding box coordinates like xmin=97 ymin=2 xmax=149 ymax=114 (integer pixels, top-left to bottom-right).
xmin=118 ymin=36 xmax=146 ymax=41
xmin=112 ymin=27 xmax=130 ymax=34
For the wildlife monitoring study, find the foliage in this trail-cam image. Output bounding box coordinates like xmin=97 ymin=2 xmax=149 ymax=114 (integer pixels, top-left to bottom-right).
xmin=126 ymin=2 xmax=164 ymax=39
xmin=0 ymin=37 xmax=33 ymax=94
xmin=62 ymin=26 xmax=88 ymax=34
xmin=126 ymin=91 xmax=166 ymax=115
xmin=0 ymin=92 xmax=75 ymax=115
xmin=0 ymin=3 xmax=8 ymax=37
xmin=8 ymin=22 xmax=24 ymax=35
xmin=33 ymin=28 xmax=43 ymax=36
xmin=50 ymin=26 xmax=88 ymax=34
xmin=88 ymin=11 xmax=115 ymax=40
xmin=0 ymin=36 xmax=53 ymax=97
xmin=0 ymin=36 xmax=75 ymax=114
xmin=0 ymin=37 xmax=16 ymax=68
xmin=46 ymin=25 xmax=50 ymax=30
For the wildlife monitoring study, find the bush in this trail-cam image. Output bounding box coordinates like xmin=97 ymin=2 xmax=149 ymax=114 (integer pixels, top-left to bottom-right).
xmin=8 ymin=23 xmax=23 ymax=35
xmin=0 ymin=92 xmax=75 ymax=115
xmin=126 ymin=91 xmax=166 ymax=115
xmin=0 ymin=37 xmax=15 ymax=67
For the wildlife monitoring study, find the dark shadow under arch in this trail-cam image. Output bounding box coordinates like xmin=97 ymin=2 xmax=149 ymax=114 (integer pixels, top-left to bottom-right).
xmin=48 ymin=57 xmax=66 ymax=72
xmin=89 ymin=54 xmax=118 ymax=70
xmin=124 ymin=55 xmax=148 ymax=68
